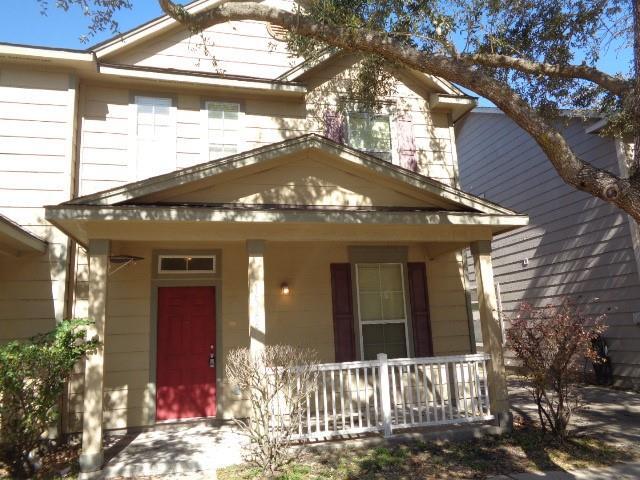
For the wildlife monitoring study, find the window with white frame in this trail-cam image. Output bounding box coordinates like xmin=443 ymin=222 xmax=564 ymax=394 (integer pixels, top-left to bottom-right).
xmin=356 ymin=263 xmax=408 ymax=360
xmin=347 ymin=112 xmax=392 ymax=161
xmin=134 ymin=96 xmax=175 ymax=179
xmin=158 ymin=255 xmax=217 ymax=274
xmin=206 ymin=101 xmax=240 ymax=160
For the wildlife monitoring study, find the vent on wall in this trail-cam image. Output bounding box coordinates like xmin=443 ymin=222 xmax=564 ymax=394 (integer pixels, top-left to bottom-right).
xmin=267 ymin=24 xmax=288 ymax=41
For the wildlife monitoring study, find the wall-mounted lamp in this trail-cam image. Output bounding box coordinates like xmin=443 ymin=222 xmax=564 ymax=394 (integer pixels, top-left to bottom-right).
xmin=280 ymin=282 xmax=291 ymax=296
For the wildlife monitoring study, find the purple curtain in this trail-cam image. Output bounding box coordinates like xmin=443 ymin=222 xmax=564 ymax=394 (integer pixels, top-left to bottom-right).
xmin=397 ymin=113 xmax=417 ymax=171
xmin=323 ymin=110 xmax=346 ymax=144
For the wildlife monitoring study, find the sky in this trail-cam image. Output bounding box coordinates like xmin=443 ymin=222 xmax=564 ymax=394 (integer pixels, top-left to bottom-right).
xmin=0 ymin=1 xmax=633 ymax=107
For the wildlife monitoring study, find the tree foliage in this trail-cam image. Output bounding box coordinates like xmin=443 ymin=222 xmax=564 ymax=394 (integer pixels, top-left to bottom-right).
xmin=506 ymin=299 xmax=606 ymax=441
xmin=0 ymin=319 xmax=99 ymax=478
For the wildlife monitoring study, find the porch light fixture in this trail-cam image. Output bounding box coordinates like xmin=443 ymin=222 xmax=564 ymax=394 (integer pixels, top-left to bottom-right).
xmin=280 ymin=282 xmax=290 ymax=296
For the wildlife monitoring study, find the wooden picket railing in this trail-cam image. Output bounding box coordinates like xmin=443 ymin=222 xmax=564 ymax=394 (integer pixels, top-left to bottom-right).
xmin=276 ymin=353 xmax=493 ymax=441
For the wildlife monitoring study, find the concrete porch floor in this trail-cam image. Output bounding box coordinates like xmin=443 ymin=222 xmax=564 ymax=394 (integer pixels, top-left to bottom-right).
xmin=98 ymin=422 xmax=247 ymax=479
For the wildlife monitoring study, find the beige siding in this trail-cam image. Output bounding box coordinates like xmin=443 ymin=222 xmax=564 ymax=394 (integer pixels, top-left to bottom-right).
xmin=106 ymin=21 xmax=302 ymax=79
xmin=160 ymin=157 xmax=437 ymax=207
xmin=0 ymin=66 xmax=76 ymax=342
xmin=67 ymin=239 xmax=470 ymax=430
xmin=457 ymin=110 xmax=640 ymax=388
xmin=304 ymin=56 xmax=458 ymax=186
xmin=77 ymin=58 xmax=460 ymax=197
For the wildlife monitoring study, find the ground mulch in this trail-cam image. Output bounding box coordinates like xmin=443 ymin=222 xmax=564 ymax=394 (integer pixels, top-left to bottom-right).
xmin=218 ymin=415 xmax=635 ymax=480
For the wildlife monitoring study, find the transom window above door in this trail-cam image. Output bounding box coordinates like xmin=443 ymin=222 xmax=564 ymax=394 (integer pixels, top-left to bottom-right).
xmin=158 ymin=255 xmax=217 ymax=274
xmin=356 ymin=263 xmax=408 ymax=360
xmin=347 ymin=113 xmax=392 ymax=161
xmin=206 ymin=101 xmax=240 ymax=160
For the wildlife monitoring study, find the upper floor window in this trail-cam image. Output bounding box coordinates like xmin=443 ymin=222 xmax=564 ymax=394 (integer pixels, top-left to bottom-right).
xmin=134 ymin=95 xmax=175 ymax=179
xmin=347 ymin=112 xmax=392 ymax=161
xmin=207 ymin=101 xmax=240 ymax=160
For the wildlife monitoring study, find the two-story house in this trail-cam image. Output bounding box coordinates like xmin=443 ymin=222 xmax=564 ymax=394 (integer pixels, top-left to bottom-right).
xmin=0 ymin=0 xmax=527 ymax=475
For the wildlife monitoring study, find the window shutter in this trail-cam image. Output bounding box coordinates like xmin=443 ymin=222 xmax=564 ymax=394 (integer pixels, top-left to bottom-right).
xmin=397 ymin=114 xmax=417 ymax=171
xmin=330 ymin=263 xmax=357 ymax=362
xmin=407 ymin=262 xmax=434 ymax=357
xmin=323 ymin=110 xmax=345 ymax=144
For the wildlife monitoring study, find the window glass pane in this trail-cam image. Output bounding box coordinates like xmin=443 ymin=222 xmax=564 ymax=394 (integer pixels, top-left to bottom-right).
xmin=160 ymin=257 xmax=187 ymax=271
xmin=380 ymin=264 xmax=403 ymax=291
xmin=207 ymin=102 xmax=240 ymax=157
xmin=188 ymin=257 xmax=214 ymax=271
xmin=362 ymin=323 xmax=407 ymax=360
xmin=382 ymin=291 xmax=405 ymax=320
xmin=359 ymin=292 xmax=382 ymax=321
xmin=357 ymin=264 xmax=380 ymax=292
xmin=137 ymin=124 xmax=154 ymax=139
xmin=348 ymin=113 xmax=391 ymax=157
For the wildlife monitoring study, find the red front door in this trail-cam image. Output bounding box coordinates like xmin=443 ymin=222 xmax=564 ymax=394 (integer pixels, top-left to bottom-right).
xmin=156 ymin=286 xmax=216 ymax=421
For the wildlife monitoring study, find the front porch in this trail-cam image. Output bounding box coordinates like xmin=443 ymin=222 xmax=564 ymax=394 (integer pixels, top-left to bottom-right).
xmin=62 ymin=236 xmax=511 ymax=475
xmin=43 ymin=135 xmax=526 ymax=475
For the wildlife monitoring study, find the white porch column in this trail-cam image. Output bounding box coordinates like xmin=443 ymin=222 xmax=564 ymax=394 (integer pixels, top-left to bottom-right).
xmin=247 ymin=240 xmax=266 ymax=353
xmin=470 ymin=240 xmax=511 ymax=427
xmin=79 ymin=239 xmax=110 ymax=474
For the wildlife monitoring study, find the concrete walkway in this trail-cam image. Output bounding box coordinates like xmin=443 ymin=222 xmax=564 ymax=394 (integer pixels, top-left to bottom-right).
xmin=95 ymin=382 xmax=639 ymax=479
xmin=99 ymin=422 xmax=246 ymax=479
xmin=509 ymin=380 xmax=640 ymax=454
xmin=488 ymin=461 xmax=640 ymax=479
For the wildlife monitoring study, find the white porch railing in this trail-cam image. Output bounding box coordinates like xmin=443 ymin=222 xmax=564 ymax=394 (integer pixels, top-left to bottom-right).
xmin=276 ymin=353 xmax=493 ymax=441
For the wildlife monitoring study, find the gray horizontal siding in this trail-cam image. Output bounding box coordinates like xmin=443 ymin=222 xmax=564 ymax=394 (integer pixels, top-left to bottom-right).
xmin=457 ymin=111 xmax=640 ymax=388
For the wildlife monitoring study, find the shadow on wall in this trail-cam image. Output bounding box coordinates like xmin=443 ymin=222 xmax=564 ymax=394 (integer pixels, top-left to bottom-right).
xmin=464 ymin=118 xmax=640 ymax=384
xmin=0 ymin=215 xmax=69 ymax=342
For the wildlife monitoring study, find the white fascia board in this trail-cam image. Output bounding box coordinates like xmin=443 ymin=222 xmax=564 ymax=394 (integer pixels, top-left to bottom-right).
xmin=97 ymin=64 xmax=307 ymax=95
xmin=0 ymin=43 xmax=94 ymax=65
xmin=429 ymin=93 xmax=477 ymax=121
xmin=46 ymin=204 xmax=529 ymax=228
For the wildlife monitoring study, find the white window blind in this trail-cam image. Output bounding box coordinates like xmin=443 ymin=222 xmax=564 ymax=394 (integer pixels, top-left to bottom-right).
xmin=347 ymin=113 xmax=392 ymax=161
xmin=207 ymin=101 xmax=240 ymax=160
xmin=134 ymin=96 xmax=175 ymax=179
xmin=356 ymin=263 xmax=409 ymax=360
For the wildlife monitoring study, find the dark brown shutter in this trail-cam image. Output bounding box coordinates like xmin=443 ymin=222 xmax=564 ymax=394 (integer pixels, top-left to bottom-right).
xmin=407 ymin=262 xmax=434 ymax=357
xmin=330 ymin=263 xmax=356 ymax=362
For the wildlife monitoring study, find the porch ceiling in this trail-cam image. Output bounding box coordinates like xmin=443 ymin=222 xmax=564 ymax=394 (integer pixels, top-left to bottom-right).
xmin=45 ymin=203 xmax=527 ymax=247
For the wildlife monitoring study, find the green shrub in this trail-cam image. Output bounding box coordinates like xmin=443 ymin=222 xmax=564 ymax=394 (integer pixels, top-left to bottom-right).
xmin=0 ymin=319 xmax=99 ymax=478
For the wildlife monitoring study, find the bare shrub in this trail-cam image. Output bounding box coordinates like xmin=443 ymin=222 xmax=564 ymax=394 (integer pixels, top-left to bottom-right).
xmin=225 ymin=345 xmax=319 ymax=477
xmin=506 ymin=299 xmax=606 ymax=441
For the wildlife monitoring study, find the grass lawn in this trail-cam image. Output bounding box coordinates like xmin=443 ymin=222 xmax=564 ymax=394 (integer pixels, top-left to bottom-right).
xmin=217 ymin=418 xmax=635 ymax=480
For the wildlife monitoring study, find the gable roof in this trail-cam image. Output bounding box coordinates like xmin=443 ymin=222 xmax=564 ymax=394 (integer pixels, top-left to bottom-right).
xmin=0 ymin=214 xmax=47 ymax=256
xmin=63 ymin=133 xmax=516 ymax=216
xmin=91 ymin=0 xmax=220 ymax=58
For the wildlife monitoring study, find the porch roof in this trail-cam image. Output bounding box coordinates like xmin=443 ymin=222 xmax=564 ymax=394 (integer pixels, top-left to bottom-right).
xmin=0 ymin=213 xmax=48 ymax=257
xmin=45 ymin=134 xmax=528 ymax=246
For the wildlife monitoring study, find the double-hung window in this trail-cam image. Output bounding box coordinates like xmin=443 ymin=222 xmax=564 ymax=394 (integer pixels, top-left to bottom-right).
xmin=356 ymin=263 xmax=408 ymax=360
xmin=347 ymin=112 xmax=392 ymax=161
xmin=134 ymin=96 xmax=175 ymax=179
xmin=206 ymin=101 xmax=240 ymax=160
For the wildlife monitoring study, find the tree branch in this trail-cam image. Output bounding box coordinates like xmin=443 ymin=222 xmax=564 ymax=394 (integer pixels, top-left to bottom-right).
xmin=460 ymin=52 xmax=632 ymax=96
xmin=157 ymin=0 xmax=640 ymax=222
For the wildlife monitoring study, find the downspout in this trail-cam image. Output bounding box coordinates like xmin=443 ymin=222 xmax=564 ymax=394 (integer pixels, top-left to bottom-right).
xmin=60 ymin=73 xmax=83 ymax=436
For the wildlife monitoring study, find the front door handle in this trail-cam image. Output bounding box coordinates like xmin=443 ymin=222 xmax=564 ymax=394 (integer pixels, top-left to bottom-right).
xmin=209 ymin=353 xmax=216 ymax=368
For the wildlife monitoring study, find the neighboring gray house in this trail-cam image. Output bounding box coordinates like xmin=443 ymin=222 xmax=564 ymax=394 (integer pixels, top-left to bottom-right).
xmin=456 ymin=107 xmax=640 ymax=390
